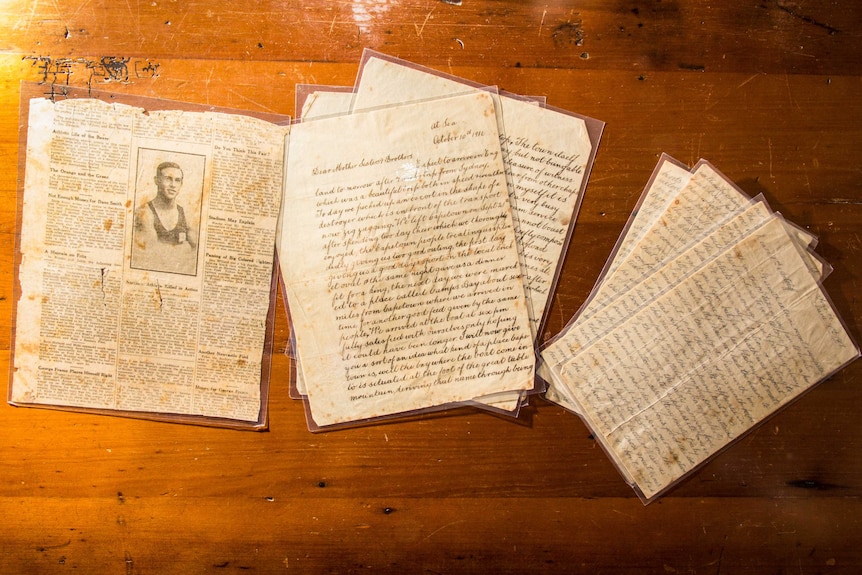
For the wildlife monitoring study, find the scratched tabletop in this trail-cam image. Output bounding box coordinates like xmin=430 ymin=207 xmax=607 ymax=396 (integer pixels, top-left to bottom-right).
xmin=1 ymin=2 xmax=861 ymax=573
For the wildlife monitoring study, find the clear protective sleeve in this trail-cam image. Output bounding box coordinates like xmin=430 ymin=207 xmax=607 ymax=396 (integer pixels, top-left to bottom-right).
xmin=8 ymin=82 xmax=289 ymax=430
xmin=289 ymin=86 xmax=528 ymax=424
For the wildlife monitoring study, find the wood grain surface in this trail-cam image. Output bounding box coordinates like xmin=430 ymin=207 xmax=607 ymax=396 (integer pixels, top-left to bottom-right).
xmin=1 ymin=1 xmax=860 ymax=573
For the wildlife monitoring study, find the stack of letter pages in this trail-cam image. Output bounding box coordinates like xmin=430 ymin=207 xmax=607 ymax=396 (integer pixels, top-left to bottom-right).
xmin=539 ymin=154 xmax=859 ymax=501
xmin=9 ymin=49 xmax=858 ymax=501
xmin=282 ymin=51 xmax=602 ymax=429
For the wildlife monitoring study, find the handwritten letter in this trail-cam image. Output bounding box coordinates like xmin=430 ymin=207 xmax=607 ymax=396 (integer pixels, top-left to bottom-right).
xmin=496 ymin=97 xmax=592 ymax=336
xmin=279 ymin=92 xmax=535 ymax=427
xmin=354 ymin=53 xmax=595 ymax=337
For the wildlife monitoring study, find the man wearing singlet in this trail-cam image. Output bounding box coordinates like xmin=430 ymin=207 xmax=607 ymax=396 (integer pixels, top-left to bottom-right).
xmin=132 ymin=161 xmax=199 ymax=275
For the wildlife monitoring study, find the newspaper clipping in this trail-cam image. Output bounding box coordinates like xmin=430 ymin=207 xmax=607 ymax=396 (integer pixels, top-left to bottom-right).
xmin=11 ymin=97 xmax=287 ymax=425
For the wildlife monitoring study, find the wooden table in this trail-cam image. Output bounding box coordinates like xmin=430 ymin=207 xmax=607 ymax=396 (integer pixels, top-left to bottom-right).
xmin=1 ymin=2 xmax=860 ymax=573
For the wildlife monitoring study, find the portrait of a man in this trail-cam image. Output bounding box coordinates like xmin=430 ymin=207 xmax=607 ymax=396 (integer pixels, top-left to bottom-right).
xmin=130 ymin=154 xmax=203 ymax=276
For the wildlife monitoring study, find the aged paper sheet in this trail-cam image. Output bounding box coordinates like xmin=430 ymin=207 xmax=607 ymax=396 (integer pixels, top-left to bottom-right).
xmin=11 ymin=98 xmax=287 ymax=424
xmin=291 ymin=86 xmax=529 ymax=413
xmin=351 ymin=53 xmax=598 ymax=414
xmin=354 ymin=53 xmax=596 ymax=339
xmin=546 ymin=215 xmax=858 ymax=499
xmin=292 ymin=86 xmax=526 ymax=412
xmin=279 ymin=92 xmax=535 ymax=427
xmin=300 ymin=89 xmax=355 ymax=120
xmin=291 ymin=99 xmax=527 ymax=414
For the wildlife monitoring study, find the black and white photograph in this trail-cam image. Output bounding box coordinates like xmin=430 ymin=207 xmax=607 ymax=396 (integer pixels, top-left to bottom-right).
xmin=130 ymin=148 xmax=204 ymax=276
